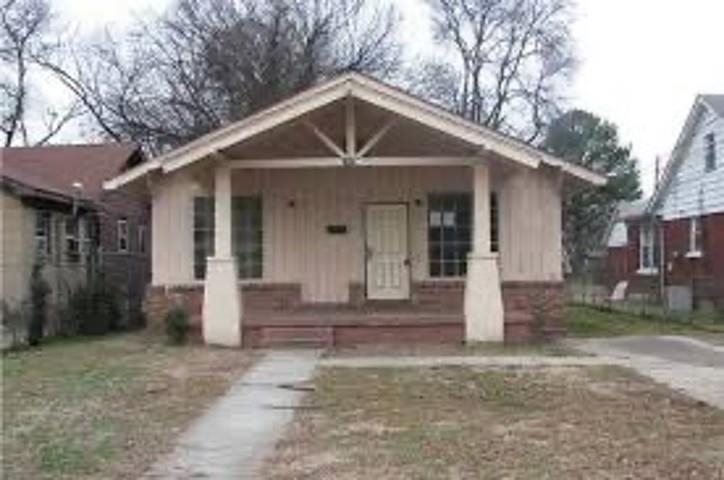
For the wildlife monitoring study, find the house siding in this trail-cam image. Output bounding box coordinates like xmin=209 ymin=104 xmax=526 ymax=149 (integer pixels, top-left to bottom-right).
xmin=0 ymin=190 xmax=88 ymax=325
xmin=150 ymin=164 xmax=563 ymax=303
xmin=660 ymin=107 xmax=724 ymax=220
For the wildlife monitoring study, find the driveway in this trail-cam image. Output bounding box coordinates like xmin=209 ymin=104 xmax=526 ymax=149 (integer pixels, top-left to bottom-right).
xmin=572 ymin=336 xmax=724 ymax=410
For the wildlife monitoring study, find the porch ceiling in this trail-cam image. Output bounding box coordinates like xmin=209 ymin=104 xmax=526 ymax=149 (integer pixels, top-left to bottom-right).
xmin=220 ymin=97 xmax=478 ymax=160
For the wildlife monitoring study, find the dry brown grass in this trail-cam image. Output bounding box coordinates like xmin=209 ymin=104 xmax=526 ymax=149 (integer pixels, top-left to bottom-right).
xmin=2 ymin=333 xmax=254 ymax=479
xmin=262 ymin=365 xmax=724 ymax=479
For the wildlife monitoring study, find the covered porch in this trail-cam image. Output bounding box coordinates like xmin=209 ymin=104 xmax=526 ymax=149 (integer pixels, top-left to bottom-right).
xmin=109 ymin=74 xmax=603 ymax=347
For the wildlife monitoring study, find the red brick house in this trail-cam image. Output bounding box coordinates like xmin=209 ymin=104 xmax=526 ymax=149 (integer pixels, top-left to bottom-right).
xmin=649 ymin=94 xmax=724 ymax=310
xmin=602 ymin=94 xmax=724 ymax=311
xmin=1 ymin=144 xmax=151 ymax=328
xmin=599 ymin=199 xmax=660 ymax=301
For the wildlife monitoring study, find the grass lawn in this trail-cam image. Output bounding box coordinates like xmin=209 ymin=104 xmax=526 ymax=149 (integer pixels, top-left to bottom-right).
xmin=262 ymin=366 xmax=724 ymax=479
xmin=565 ymin=304 xmax=724 ymax=339
xmin=2 ymin=333 xmax=254 ymax=479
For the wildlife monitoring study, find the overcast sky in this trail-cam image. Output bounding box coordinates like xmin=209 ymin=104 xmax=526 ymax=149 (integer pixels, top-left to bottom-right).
xmin=52 ymin=0 xmax=724 ymax=196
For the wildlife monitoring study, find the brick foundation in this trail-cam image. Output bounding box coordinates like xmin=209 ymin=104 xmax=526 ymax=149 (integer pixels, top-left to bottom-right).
xmin=145 ymin=280 xmax=564 ymax=346
xmin=501 ymin=281 xmax=565 ymax=343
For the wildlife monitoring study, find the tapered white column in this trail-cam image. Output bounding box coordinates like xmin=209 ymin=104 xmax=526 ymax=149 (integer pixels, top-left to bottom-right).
xmin=464 ymin=163 xmax=504 ymax=342
xmin=203 ymin=163 xmax=242 ymax=347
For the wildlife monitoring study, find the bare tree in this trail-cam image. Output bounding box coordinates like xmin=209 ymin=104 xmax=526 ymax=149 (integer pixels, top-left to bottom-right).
xmin=0 ymin=0 xmax=78 ymax=146
xmin=49 ymin=0 xmax=400 ymax=154
xmin=416 ymin=0 xmax=575 ymax=142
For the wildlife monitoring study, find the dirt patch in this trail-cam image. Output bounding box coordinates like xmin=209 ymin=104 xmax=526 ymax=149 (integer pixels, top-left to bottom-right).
xmin=261 ymin=365 xmax=724 ymax=479
xmin=2 ymin=333 xmax=255 ymax=479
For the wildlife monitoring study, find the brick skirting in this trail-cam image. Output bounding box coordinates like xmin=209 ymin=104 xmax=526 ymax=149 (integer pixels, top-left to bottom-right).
xmin=501 ymin=281 xmax=565 ymax=343
xmin=145 ymin=280 xmax=564 ymax=345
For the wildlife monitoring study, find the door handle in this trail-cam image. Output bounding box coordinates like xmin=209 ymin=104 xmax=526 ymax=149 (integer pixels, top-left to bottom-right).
xmin=403 ymin=258 xmax=411 ymax=267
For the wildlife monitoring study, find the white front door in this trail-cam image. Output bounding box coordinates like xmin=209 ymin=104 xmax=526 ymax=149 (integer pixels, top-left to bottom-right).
xmin=365 ymin=204 xmax=410 ymax=300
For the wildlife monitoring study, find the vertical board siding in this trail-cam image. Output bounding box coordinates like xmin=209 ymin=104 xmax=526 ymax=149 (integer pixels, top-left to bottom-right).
xmin=151 ymin=165 xmax=563 ymax=301
xmin=661 ymin=108 xmax=724 ymax=220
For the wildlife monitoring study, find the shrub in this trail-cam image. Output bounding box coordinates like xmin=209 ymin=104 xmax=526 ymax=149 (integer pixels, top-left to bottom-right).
xmin=62 ymin=275 xmax=122 ymax=336
xmin=164 ymin=306 xmax=190 ymax=345
xmin=28 ymin=264 xmax=50 ymax=346
xmin=1 ymin=300 xmax=30 ymax=349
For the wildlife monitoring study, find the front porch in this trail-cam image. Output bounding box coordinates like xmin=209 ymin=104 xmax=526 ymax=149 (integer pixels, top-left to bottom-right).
xmin=145 ymin=280 xmax=565 ymax=347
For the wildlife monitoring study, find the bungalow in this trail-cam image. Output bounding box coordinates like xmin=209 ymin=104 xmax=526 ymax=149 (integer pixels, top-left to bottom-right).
xmin=1 ymin=144 xmax=151 ymax=334
xmin=105 ymin=73 xmax=606 ymax=347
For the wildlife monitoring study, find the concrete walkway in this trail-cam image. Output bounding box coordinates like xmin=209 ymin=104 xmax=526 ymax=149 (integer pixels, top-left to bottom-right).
xmin=321 ymin=355 xmax=619 ymax=368
xmin=145 ymin=350 xmax=320 ymax=480
xmin=572 ymin=336 xmax=724 ymax=410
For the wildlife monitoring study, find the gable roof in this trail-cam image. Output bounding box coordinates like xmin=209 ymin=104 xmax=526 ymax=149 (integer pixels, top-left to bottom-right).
xmin=105 ymin=73 xmax=606 ymax=189
xmin=647 ymin=94 xmax=724 ymax=213
xmin=2 ymin=143 xmax=141 ymax=205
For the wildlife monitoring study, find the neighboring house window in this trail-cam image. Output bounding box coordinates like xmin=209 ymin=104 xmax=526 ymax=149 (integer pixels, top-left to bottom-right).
xmin=117 ymin=218 xmax=129 ymax=252
xmin=689 ymin=217 xmax=703 ymax=255
xmin=65 ymin=217 xmax=80 ymax=262
xmin=193 ymin=197 xmax=215 ymax=280
xmin=428 ymin=193 xmax=472 ymax=277
xmin=35 ymin=211 xmax=52 ymax=257
xmin=639 ymin=224 xmax=656 ymax=271
xmin=490 ymin=192 xmax=499 ymax=253
xmin=705 ymin=132 xmax=717 ymax=172
xmin=232 ymin=197 xmax=263 ymax=279
xmin=138 ymin=225 xmax=147 ymax=254
xmin=193 ymin=196 xmax=263 ymax=280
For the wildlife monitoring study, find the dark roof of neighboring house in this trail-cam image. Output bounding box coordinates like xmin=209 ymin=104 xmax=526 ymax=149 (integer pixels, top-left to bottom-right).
xmin=701 ymin=94 xmax=724 ymax=117
xmin=1 ymin=143 xmax=142 ymax=205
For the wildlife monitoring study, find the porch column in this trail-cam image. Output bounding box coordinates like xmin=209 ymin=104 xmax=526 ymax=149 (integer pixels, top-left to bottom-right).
xmin=202 ymin=162 xmax=242 ymax=347
xmin=464 ymin=163 xmax=504 ymax=342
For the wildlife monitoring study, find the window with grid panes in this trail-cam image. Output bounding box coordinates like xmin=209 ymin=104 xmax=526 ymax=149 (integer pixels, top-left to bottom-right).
xmin=428 ymin=193 xmax=472 ymax=277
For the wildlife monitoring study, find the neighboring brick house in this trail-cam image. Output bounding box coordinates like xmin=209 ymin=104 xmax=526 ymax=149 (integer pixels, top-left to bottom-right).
xmin=1 ymin=144 xmax=151 ymax=330
xmin=599 ymin=199 xmax=660 ymax=301
xmin=649 ymin=94 xmax=724 ymax=310
xmin=601 ymin=94 xmax=724 ymax=310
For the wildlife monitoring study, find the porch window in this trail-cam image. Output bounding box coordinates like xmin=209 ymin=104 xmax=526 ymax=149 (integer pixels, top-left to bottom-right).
xmin=193 ymin=197 xmax=215 ymax=280
xmin=232 ymin=196 xmax=262 ymax=279
xmin=193 ymin=196 xmax=263 ymax=280
xmin=35 ymin=211 xmax=52 ymax=257
xmin=428 ymin=193 xmax=472 ymax=277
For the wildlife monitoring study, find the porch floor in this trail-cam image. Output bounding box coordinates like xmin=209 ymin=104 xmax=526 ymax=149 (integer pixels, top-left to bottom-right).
xmin=245 ymin=304 xmax=464 ymax=327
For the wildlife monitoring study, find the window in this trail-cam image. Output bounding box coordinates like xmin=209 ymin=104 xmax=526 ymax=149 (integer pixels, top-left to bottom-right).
xmin=193 ymin=198 xmax=215 ymax=280
xmin=639 ymin=224 xmax=656 ymax=271
xmin=193 ymin=196 xmax=263 ymax=280
xmin=490 ymin=192 xmax=499 ymax=253
xmin=688 ymin=217 xmax=703 ymax=255
xmin=117 ymin=218 xmax=129 ymax=252
xmin=428 ymin=193 xmax=472 ymax=277
xmin=65 ymin=217 xmax=80 ymax=262
xmin=232 ymin=197 xmax=263 ymax=279
xmin=35 ymin=211 xmax=51 ymax=257
xmin=138 ymin=225 xmax=147 ymax=254
xmin=705 ymin=132 xmax=717 ymax=172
